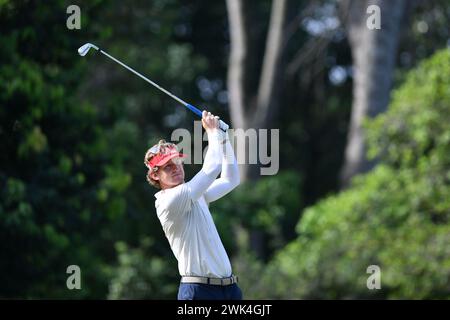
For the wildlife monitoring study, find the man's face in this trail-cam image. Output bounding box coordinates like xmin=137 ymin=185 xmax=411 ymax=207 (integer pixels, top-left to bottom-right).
xmin=153 ymin=158 xmax=185 ymax=189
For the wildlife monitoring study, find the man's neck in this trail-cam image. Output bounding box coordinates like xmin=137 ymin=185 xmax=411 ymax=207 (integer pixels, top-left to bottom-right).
xmin=161 ymin=181 xmax=184 ymax=190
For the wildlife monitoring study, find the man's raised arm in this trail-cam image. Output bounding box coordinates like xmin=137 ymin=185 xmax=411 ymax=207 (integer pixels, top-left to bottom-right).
xmin=186 ymin=112 xmax=223 ymax=200
xmin=204 ymin=132 xmax=240 ymax=203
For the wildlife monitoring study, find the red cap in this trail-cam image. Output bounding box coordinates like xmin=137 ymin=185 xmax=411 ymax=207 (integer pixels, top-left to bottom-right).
xmin=147 ymin=146 xmax=186 ymax=170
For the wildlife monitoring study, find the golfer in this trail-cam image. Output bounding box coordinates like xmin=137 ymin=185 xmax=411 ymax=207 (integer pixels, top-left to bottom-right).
xmin=144 ymin=111 xmax=242 ymax=300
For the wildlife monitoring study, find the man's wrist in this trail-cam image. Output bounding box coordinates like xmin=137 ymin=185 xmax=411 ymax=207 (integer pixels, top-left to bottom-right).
xmin=206 ymin=128 xmax=219 ymax=136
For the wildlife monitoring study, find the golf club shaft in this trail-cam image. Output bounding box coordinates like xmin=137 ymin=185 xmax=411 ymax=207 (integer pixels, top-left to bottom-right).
xmin=99 ymin=50 xmax=229 ymax=132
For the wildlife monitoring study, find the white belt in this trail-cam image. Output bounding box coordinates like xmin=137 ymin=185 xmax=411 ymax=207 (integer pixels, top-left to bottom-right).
xmin=181 ymin=275 xmax=238 ymax=286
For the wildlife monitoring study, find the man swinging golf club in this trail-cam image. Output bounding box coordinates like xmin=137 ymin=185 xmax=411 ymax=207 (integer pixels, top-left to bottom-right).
xmin=78 ymin=43 xmax=240 ymax=299
xmin=144 ymin=111 xmax=242 ymax=300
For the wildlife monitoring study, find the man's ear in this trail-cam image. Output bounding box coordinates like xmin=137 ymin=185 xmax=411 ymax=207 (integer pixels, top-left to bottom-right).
xmin=150 ymin=170 xmax=159 ymax=181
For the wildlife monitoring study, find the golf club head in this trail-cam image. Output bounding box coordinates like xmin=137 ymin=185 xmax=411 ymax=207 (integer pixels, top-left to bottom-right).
xmin=78 ymin=43 xmax=99 ymax=56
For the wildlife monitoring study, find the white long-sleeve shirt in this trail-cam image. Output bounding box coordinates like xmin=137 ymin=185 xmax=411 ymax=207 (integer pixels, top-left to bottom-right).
xmin=154 ymin=129 xmax=240 ymax=278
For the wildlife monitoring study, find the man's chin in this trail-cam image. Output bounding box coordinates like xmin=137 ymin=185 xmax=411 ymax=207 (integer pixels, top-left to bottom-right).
xmin=174 ymin=179 xmax=184 ymax=186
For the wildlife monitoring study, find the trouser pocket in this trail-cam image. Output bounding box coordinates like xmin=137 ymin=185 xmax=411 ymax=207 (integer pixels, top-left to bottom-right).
xmin=177 ymin=283 xmax=196 ymax=300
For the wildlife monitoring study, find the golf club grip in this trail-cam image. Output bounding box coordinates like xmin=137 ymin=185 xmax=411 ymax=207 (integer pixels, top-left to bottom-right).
xmin=186 ymin=104 xmax=229 ymax=132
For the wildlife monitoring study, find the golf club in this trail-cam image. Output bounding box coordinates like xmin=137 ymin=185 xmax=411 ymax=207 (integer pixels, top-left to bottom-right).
xmin=78 ymin=43 xmax=229 ymax=132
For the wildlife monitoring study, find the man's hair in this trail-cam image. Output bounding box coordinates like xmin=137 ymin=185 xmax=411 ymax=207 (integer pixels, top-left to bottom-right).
xmin=144 ymin=139 xmax=178 ymax=189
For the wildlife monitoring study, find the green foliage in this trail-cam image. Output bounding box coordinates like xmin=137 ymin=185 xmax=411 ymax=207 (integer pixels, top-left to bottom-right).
xmin=367 ymin=50 xmax=450 ymax=167
xmin=230 ymin=251 xmax=267 ymax=300
xmin=212 ymin=171 xmax=302 ymax=256
xmin=256 ymin=49 xmax=450 ymax=299
xmin=0 ymin=0 xmax=215 ymax=298
xmin=108 ymin=238 xmax=179 ymax=299
xmin=0 ymin=0 xmax=134 ymax=298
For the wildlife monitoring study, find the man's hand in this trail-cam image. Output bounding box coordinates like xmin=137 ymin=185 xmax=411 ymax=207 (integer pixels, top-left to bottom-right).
xmin=202 ymin=110 xmax=219 ymax=134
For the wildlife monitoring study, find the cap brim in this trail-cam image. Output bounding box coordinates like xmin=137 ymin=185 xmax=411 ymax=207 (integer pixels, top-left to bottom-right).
xmin=154 ymin=152 xmax=186 ymax=167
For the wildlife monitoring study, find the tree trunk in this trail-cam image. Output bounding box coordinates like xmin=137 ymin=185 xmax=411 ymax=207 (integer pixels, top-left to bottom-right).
xmin=226 ymin=0 xmax=249 ymax=132
xmin=226 ymin=0 xmax=289 ymax=183
xmin=339 ymin=0 xmax=408 ymax=186
xmin=226 ymin=0 xmax=289 ymax=259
